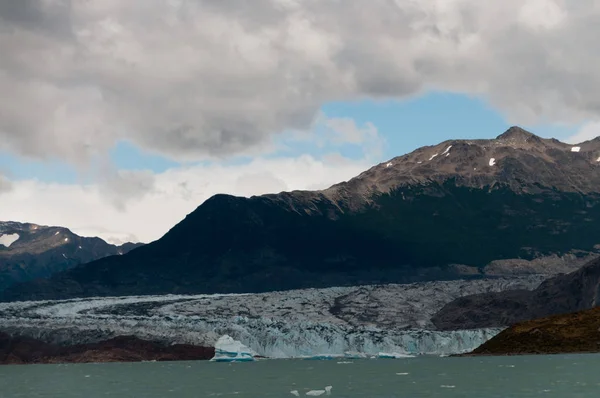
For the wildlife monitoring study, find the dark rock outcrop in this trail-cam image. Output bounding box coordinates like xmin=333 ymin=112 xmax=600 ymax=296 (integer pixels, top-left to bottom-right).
xmin=0 ymin=332 xmax=214 ymax=365
xmin=0 ymin=222 xmax=143 ymax=291
xmin=5 ymin=127 xmax=600 ymax=301
xmin=463 ymin=306 xmax=600 ymax=356
xmin=432 ymin=256 xmax=600 ymax=330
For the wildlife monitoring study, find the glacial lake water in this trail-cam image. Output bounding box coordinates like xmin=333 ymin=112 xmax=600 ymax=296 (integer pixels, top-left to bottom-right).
xmin=2 ymin=354 xmax=600 ymax=397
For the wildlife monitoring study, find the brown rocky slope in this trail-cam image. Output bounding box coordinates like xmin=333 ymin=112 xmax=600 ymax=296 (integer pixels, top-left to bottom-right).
xmin=0 ymin=333 xmax=214 ymax=365
xmin=465 ymin=306 xmax=600 ymax=356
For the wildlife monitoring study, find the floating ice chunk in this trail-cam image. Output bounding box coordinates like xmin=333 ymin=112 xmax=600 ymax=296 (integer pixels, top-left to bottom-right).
xmin=428 ymin=153 xmax=439 ymax=161
xmin=378 ymin=352 xmax=415 ymax=359
xmin=0 ymin=233 xmax=19 ymax=248
xmin=78 ymin=246 xmax=82 ymax=249
xmin=571 ymin=146 xmax=581 ymax=152
xmin=386 ymin=162 xmax=393 ymax=168
xmin=306 ymin=386 xmax=332 ymax=396
xmin=62 ymin=254 xmax=67 ymax=259
xmin=396 ymin=373 xmax=409 ymax=375
xmin=211 ymin=335 xmax=256 ymax=362
xmin=489 ymin=158 xmax=496 ymax=166
xmin=290 ymin=391 xmax=300 ymax=397
xmin=441 ymin=385 xmax=455 ymax=388
xmin=442 ymin=145 xmax=452 ymax=155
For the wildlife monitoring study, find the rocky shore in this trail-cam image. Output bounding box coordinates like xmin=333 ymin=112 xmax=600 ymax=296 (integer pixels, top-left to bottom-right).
xmin=463 ymin=306 xmax=600 ymax=356
xmin=0 ymin=333 xmax=214 ymax=365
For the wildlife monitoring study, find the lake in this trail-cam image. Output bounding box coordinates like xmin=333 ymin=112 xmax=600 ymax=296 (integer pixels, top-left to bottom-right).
xmin=1 ymin=354 xmax=599 ymax=397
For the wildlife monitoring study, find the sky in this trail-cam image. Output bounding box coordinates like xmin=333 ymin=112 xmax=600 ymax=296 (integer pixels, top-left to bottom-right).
xmin=0 ymin=0 xmax=599 ymax=244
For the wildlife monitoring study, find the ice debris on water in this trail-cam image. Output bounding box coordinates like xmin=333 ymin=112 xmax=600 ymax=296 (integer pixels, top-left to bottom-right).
xmin=306 ymin=386 xmax=332 ymax=396
xmin=211 ymin=335 xmax=255 ymax=362
xmin=290 ymin=391 xmax=300 ymax=396
xmin=377 ymin=352 xmax=415 ymax=359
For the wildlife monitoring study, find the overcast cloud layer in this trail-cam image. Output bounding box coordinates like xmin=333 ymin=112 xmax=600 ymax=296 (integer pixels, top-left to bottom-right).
xmin=2 ymin=0 xmax=600 ymax=163
xmin=2 ymin=0 xmax=600 ymax=242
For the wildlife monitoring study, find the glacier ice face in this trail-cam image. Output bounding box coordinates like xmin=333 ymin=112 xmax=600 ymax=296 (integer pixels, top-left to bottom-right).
xmin=0 ymin=278 xmax=541 ymax=358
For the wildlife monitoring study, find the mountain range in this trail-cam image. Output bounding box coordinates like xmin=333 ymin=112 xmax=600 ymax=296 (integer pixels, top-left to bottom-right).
xmin=0 ymin=222 xmax=142 ymax=292
xmin=3 ymin=126 xmax=600 ymax=301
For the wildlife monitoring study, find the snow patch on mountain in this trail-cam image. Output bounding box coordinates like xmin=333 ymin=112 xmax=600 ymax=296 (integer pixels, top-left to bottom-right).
xmin=0 ymin=234 xmax=19 ymax=248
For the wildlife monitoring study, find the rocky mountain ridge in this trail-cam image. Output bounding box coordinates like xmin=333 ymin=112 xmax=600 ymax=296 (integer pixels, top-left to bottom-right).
xmin=0 ymin=221 xmax=142 ymax=291
xmin=3 ymin=126 xmax=600 ymax=301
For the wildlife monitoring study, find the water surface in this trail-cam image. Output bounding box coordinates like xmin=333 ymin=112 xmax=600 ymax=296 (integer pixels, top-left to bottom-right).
xmin=1 ymin=354 xmax=599 ymax=397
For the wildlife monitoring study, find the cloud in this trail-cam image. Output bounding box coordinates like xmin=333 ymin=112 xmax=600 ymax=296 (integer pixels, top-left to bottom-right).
xmin=566 ymin=121 xmax=600 ymax=144
xmin=100 ymin=169 xmax=156 ymax=211
xmin=1 ymin=0 xmax=599 ymax=164
xmin=324 ymin=117 xmax=385 ymax=159
xmin=0 ymin=154 xmax=370 ymax=243
xmin=0 ymin=173 xmax=12 ymax=194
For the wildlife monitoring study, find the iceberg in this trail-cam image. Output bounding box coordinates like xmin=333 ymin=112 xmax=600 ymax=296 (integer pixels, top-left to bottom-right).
xmin=210 ymin=335 xmax=256 ymax=362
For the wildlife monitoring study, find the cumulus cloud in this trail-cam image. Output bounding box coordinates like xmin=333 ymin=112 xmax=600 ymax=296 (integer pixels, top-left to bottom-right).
xmin=1 ymin=0 xmax=599 ymax=164
xmin=0 ymin=154 xmax=370 ymax=243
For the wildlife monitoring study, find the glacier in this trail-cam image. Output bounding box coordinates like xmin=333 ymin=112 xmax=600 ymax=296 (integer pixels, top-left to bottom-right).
xmin=0 ymin=277 xmax=542 ymax=358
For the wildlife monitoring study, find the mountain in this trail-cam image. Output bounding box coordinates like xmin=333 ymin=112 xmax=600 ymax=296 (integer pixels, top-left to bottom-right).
xmin=0 ymin=221 xmax=142 ymax=291
xmin=4 ymin=126 xmax=600 ymax=301
xmin=462 ymin=306 xmax=600 ymax=356
xmin=432 ymin=255 xmax=600 ymax=330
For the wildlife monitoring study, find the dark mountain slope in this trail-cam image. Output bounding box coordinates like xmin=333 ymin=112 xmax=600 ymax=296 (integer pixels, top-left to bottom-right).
xmin=4 ymin=126 xmax=600 ymax=301
xmin=432 ymin=255 xmax=600 ymax=330
xmin=0 ymin=222 xmax=142 ymax=291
